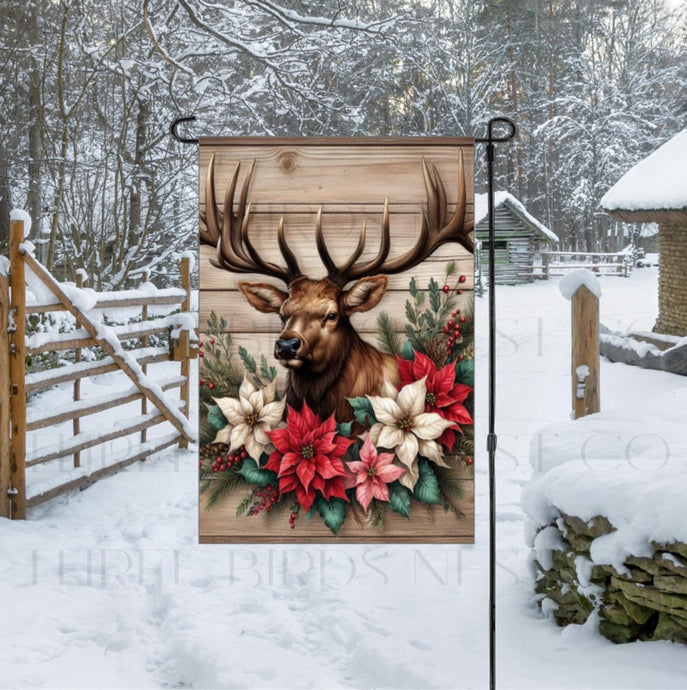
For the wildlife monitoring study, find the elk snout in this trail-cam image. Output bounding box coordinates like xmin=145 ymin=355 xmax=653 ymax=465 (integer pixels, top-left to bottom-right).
xmin=275 ymin=337 xmax=301 ymax=359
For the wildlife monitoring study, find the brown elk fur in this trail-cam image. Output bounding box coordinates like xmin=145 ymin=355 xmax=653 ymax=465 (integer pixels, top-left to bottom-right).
xmin=238 ymin=276 xmax=399 ymax=422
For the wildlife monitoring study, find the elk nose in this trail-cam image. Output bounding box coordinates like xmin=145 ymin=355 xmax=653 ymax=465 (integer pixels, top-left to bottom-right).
xmin=275 ymin=337 xmax=301 ymax=359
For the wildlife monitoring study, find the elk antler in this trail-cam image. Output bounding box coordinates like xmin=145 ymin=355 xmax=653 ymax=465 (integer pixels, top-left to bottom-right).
xmin=317 ymin=152 xmax=473 ymax=288
xmin=200 ymin=154 xmax=302 ymax=283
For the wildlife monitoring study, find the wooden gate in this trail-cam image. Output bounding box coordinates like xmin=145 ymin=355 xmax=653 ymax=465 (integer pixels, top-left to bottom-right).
xmin=0 ymin=219 xmax=197 ymax=519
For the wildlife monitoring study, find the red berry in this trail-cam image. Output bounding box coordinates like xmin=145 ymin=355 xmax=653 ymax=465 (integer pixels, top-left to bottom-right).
xmin=455 ymin=309 xmax=461 ymax=314
xmin=208 ymin=383 xmax=214 ymax=390
xmin=213 ymin=466 xmax=218 ymax=473
xmin=290 ymin=523 xmax=295 ymax=529
xmin=466 ymin=457 xmax=473 ymax=466
xmin=199 ymin=351 xmax=204 ymax=357
xmin=443 ymin=325 xmax=450 ymax=334
xmin=199 ymin=379 xmax=204 ymax=386
xmin=457 ymin=289 xmax=463 ymax=295
xmin=210 ymin=339 xmax=215 ymax=345
xmin=459 ymin=275 xmax=467 ymax=283
xmin=447 ymin=319 xmax=454 ymax=328
xmin=458 ymin=355 xmax=464 ymax=362
xmin=453 ymin=329 xmax=460 ymax=337
xmin=460 ymin=316 xmax=466 ymax=323
xmin=240 ymin=449 xmax=248 ymax=459
xmin=290 ymin=512 xmax=297 ymax=520
xmin=442 ymin=284 xmax=450 ymax=293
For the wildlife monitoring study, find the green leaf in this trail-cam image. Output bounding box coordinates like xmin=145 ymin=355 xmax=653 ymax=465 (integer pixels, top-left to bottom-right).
xmin=315 ymin=495 xmax=347 ymax=535
xmin=430 ymin=289 xmax=442 ymax=312
xmin=336 ymin=420 xmax=354 ymax=437
xmin=346 ymin=397 xmax=376 ymax=426
xmin=445 ymin=261 xmax=457 ymax=277
xmin=238 ymin=457 xmax=278 ymax=485
xmin=413 ymin=458 xmax=441 ymax=504
xmin=409 ymin=276 xmax=417 ymax=297
xmin=405 ymin=300 xmax=417 ymax=325
xmin=388 ymin=482 xmax=411 ymax=518
xmin=416 ymin=291 xmax=425 ymax=307
xmin=206 ymin=404 xmax=228 ymax=430
xmin=401 ymin=340 xmax=415 ymax=360
xmin=238 ymin=346 xmax=257 ymax=373
xmin=455 ymin=360 xmax=474 ymax=387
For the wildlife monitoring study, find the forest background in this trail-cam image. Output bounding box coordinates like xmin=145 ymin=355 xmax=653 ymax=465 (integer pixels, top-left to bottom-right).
xmin=1 ymin=0 xmax=685 ymax=289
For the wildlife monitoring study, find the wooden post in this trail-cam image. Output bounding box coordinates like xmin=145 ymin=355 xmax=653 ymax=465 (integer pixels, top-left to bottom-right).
xmin=73 ymin=272 xmax=83 ymax=468
xmin=9 ymin=220 xmax=27 ymax=519
xmin=140 ymin=269 xmax=150 ymax=446
xmin=0 ymin=272 xmax=11 ymax=518
xmin=571 ymin=284 xmax=600 ymax=419
xmin=543 ymin=252 xmax=550 ymax=280
xmin=179 ymin=256 xmax=191 ymax=450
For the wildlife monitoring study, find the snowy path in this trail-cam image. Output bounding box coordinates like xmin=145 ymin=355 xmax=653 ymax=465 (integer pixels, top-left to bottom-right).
xmin=1 ymin=267 xmax=686 ymax=689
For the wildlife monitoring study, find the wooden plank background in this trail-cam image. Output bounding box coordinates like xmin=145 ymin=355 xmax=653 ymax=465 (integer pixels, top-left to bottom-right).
xmin=199 ymin=139 xmax=475 ymax=543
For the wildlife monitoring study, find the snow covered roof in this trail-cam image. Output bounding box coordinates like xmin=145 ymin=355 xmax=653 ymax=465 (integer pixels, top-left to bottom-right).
xmin=601 ymin=129 xmax=687 ymax=223
xmin=474 ymin=191 xmax=559 ymax=243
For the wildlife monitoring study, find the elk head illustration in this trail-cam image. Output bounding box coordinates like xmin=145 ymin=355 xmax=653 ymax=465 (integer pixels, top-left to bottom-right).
xmin=200 ymin=153 xmax=473 ymax=422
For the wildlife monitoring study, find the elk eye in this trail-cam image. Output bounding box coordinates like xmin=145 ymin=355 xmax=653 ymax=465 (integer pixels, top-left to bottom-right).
xmin=327 ymin=312 xmax=337 ymax=321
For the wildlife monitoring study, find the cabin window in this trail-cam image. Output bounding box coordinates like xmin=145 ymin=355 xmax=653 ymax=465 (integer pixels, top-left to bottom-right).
xmin=481 ymin=240 xmax=508 ymax=251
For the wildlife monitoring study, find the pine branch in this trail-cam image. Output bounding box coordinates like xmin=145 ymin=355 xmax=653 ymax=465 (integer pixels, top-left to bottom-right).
xmin=377 ymin=312 xmax=402 ymax=355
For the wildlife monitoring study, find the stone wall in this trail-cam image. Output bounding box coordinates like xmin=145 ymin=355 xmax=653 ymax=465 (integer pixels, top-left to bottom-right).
xmin=534 ymin=513 xmax=687 ymax=644
xmin=656 ymin=223 xmax=687 ymax=336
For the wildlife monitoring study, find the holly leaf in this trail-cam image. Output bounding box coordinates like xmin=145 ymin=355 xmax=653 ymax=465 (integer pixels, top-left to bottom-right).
xmin=388 ymin=482 xmax=411 ymax=518
xmin=413 ymin=458 xmax=441 ymax=504
xmin=455 ymin=359 xmax=474 ymax=387
xmin=206 ymin=404 xmax=228 ymax=430
xmin=346 ymin=397 xmax=376 ymax=426
xmin=315 ymin=495 xmax=346 ymax=535
xmin=336 ymin=420 xmax=353 ymax=438
xmin=238 ymin=458 xmax=277 ymax=485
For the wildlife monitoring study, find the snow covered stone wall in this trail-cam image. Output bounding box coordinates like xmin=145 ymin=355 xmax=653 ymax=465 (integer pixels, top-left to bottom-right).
xmin=523 ymin=387 xmax=687 ymax=645
xmin=656 ymin=223 xmax=687 ymax=336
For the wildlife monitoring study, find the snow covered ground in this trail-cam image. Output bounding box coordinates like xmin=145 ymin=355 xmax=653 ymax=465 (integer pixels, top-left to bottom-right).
xmin=1 ymin=267 xmax=686 ymax=689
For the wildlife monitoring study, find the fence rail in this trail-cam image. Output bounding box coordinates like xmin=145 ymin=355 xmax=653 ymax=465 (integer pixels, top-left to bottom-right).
xmin=530 ymin=251 xmax=632 ymax=279
xmin=1 ymin=218 xmax=197 ymax=519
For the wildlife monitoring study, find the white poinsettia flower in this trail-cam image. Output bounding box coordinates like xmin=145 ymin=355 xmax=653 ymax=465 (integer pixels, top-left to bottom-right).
xmin=213 ymin=376 xmax=285 ymax=460
xmin=366 ymin=377 xmax=455 ymax=491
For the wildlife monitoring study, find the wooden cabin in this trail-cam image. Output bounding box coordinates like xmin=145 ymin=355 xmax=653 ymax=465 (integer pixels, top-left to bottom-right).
xmin=475 ymin=192 xmax=558 ymax=284
xmin=602 ymin=128 xmax=687 ymax=335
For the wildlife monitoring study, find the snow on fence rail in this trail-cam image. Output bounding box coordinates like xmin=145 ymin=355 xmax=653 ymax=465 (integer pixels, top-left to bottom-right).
xmin=0 ymin=218 xmax=197 ymax=519
xmin=529 ymin=251 xmax=632 ymax=279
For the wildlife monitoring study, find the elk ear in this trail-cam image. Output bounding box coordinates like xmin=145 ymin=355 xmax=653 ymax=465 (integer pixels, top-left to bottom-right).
xmin=342 ymin=275 xmax=388 ymax=315
xmin=238 ymin=281 xmax=288 ymax=313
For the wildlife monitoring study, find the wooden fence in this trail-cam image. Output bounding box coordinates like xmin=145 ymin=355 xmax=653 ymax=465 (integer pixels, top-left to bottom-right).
xmin=534 ymin=251 xmax=631 ymax=279
xmin=0 ymin=219 xmax=197 ymax=519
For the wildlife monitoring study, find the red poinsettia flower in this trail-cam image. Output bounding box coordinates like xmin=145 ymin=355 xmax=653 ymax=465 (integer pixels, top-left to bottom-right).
xmin=397 ymin=351 xmax=473 ymax=451
xmin=265 ymin=401 xmax=353 ymax=512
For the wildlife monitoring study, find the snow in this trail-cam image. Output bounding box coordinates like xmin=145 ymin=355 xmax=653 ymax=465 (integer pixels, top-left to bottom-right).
xmin=559 ymin=268 xmax=602 ymax=300
xmin=601 ymin=128 xmax=687 ymax=212
xmin=474 ymin=191 xmax=559 ymax=243
xmin=2 ymin=266 xmax=687 ymax=688
xmin=10 ymin=208 xmax=32 ymax=237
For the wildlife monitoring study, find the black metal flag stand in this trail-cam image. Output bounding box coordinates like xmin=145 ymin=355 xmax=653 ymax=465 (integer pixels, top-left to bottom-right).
xmin=171 ymin=115 xmax=517 ymax=690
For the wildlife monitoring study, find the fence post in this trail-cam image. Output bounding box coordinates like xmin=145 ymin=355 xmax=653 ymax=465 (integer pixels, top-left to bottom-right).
xmin=73 ymin=271 xmax=83 ymax=468
xmin=140 ymin=269 xmax=150 ymax=446
xmin=543 ymin=252 xmax=550 ymax=280
xmin=0 ymin=271 xmax=11 ymax=518
xmin=179 ymin=256 xmax=191 ymax=450
xmin=571 ymin=284 xmax=600 ymax=419
xmin=9 ymin=220 xmax=27 ymax=519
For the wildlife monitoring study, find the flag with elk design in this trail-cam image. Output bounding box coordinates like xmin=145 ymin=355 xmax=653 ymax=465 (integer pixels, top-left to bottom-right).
xmin=198 ymin=139 xmax=475 ymax=543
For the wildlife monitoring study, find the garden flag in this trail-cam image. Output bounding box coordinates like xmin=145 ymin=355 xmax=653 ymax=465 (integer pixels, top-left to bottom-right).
xmin=198 ymin=138 xmax=475 ymax=543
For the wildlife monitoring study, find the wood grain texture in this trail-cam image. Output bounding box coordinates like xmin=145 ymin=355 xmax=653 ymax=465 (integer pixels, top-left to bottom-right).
xmin=199 ymin=140 xmax=475 ymax=543
xmin=0 ymin=274 xmax=10 ymax=519
xmin=200 ymin=142 xmax=474 ymax=207
xmin=200 ymin=472 xmax=474 ymax=544
xmin=9 ymin=221 xmax=27 ymax=519
xmin=200 ymin=288 xmax=473 ymax=334
xmin=199 ymin=239 xmax=474 ymax=290
xmin=571 ymin=285 xmax=600 ymax=419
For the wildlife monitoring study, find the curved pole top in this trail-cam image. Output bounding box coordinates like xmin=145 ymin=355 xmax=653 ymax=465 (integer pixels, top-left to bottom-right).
xmin=170 ymin=116 xmax=199 ymax=144
xmin=476 ymin=116 xmax=517 ymax=144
